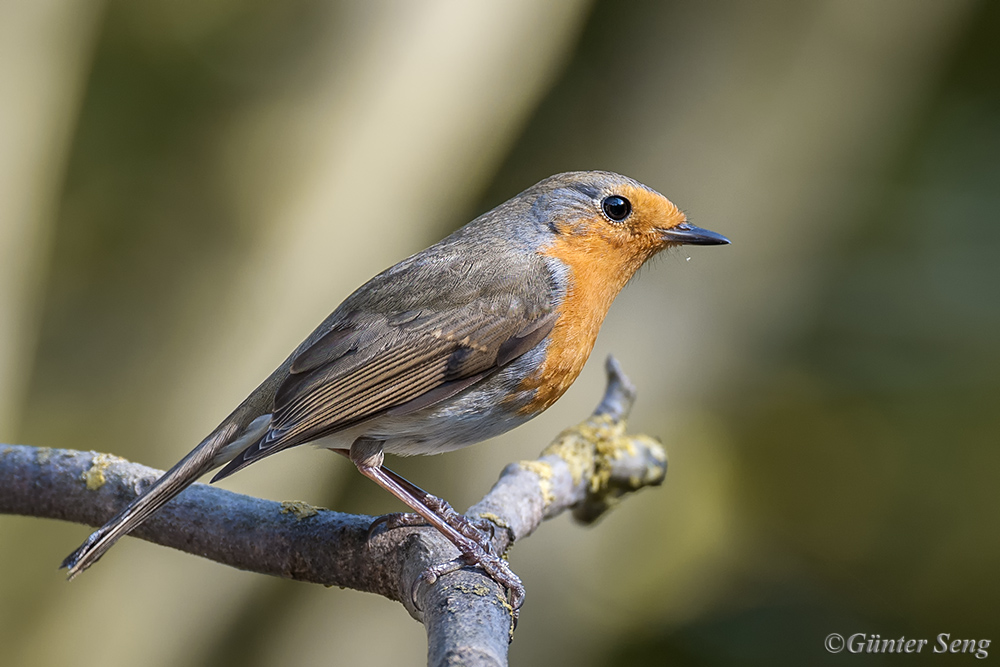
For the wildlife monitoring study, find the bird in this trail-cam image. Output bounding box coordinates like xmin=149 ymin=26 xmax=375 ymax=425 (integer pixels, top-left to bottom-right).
xmin=61 ymin=170 xmax=729 ymax=610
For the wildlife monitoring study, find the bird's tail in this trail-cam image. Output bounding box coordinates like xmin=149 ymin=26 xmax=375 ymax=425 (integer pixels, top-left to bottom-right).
xmin=61 ymin=421 xmax=241 ymax=579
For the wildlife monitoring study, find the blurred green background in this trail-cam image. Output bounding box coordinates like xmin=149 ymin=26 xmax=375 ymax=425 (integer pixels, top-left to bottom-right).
xmin=1 ymin=1 xmax=997 ymax=665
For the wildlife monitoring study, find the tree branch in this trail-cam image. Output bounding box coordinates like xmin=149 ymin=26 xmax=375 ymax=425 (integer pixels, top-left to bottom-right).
xmin=0 ymin=356 xmax=666 ymax=667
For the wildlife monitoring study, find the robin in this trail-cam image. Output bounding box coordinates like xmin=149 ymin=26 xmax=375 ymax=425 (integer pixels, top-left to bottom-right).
xmin=61 ymin=170 xmax=729 ymax=610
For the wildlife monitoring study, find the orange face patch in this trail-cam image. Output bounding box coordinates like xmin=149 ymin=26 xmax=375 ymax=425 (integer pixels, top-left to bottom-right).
xmin=517 ymin=185 xmax=686 ymax=414
xmin=616 ymin=184 xmax=687 ymax=246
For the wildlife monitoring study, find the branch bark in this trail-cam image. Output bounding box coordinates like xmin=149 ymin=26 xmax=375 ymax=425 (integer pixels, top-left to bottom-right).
xmin=0 ymin=356 xmax=666 ymax=667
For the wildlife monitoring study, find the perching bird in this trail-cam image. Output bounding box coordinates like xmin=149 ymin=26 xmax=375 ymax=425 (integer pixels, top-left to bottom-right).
xmin=62 ymin=170 xmax=729 ymax=609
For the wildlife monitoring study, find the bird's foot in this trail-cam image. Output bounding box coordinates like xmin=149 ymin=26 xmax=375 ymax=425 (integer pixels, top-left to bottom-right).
xmin=367 ymin=501 xmax=497 ymax=554
xmin=415 ymin=495 xmax=519 ymax=616
xmin=420 ymin=494 xmax=497 ymax=554
xmin=415 ymin=544 xmax=524 ymax=621
xmin=352 ymin=459 xmax=520 ymax=619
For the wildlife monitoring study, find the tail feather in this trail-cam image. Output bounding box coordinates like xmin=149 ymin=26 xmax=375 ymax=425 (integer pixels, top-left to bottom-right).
xmin=210 ymin=431 xmax=283 ymax=483
xmin=61 ymin=422 xmax=238 ymax=579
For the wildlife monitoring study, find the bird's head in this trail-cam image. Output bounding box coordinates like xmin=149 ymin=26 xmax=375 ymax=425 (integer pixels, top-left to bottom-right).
xmin=525 ymin=171 xmax=729 ymax=290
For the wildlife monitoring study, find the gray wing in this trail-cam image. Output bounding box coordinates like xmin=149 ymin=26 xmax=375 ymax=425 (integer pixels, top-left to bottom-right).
xmin=213 ymin=297 xmax=556 ymax=480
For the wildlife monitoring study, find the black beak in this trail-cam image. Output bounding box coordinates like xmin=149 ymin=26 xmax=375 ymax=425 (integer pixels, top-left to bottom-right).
xmin=659 ymin=222 xmax=730 ymax=246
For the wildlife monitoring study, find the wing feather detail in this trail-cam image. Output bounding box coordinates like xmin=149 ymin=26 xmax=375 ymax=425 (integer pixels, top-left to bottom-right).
xmin=212 ymin=306 xmax=557 ymax=481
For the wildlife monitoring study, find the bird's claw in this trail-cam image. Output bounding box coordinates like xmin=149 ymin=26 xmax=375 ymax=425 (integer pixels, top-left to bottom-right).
xmin=369 ymin=505 xmax=498 ymax=556
xmin=369 ymin=489 xmax=519 ymax=621
xmin=421 ymin=495 xmax=498 ymax=555
xmin=410 ymin=547 xmax=524 ymax=622
xmin=367 ymin=512 xmax=428 ymax=543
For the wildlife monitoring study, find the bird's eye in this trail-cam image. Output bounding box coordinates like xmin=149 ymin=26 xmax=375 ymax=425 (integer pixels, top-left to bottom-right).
xmin=601 ymin=195 xmax=631 ymax=222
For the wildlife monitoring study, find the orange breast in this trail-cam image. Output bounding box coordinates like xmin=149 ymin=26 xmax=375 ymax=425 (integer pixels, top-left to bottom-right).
xmin=517 ymin=222 xmax=647 ymax=415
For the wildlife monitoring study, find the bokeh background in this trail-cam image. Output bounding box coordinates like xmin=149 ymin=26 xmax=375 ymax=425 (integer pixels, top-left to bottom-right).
xmin=1 ymin=1 xmax=997 ymax=665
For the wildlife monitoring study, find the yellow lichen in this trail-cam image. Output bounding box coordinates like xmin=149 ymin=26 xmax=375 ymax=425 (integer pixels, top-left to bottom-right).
xmin=538 ymin=412 xmax=666 ymax=520
xmin=279 ymin=500 xmax=319 ymax=519
xmin=82 ymin=453 xmax=119 ymax=491
xmin=541 ymin=413 xmax=639 ymax=496
xmin=475 ymin=512 xmax=513 ymax=558
xmin=476 ymin=512 xmax=508 ymax=530
xmin=454 ymin=582 xmax=492 ymax=597
xmin=35 ymin=447 xmax=53 ymax=464
xmin=541 ymin=425 xmax=594 ymax=486
xmin=518 ymin=460 xmax=555 ymax=506
xmin=498 ymin=593 xmax=516 ymax=641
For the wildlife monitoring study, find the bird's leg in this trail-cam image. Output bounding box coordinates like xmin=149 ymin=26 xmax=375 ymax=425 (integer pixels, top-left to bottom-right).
xmin=332 ymin=448 xmax=496 ymax=546
xmin=375 ymin=466 xmax=497 ymax=548
xmin=345 ymin=441 xmax=524 ymax=613
xmin=331 ymin=449 xmax=430 ymax=537
xmin=357 ymin=462 xmax=525 ymax=613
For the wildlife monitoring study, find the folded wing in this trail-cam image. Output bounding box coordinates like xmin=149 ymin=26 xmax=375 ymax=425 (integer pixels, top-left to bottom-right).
xmin=212 ymin=303 xmax=555 ymax=481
